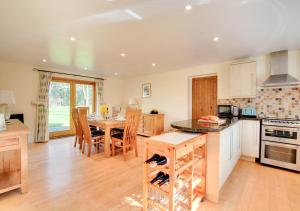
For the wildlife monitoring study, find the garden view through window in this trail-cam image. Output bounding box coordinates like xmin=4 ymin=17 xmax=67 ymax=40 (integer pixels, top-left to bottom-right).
xmin=48 ymin=78 xmax=95 ymax=136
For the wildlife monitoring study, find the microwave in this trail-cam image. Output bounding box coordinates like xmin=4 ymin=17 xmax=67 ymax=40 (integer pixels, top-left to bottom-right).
xmin=218 ymin=105 xmax=239 ymax=117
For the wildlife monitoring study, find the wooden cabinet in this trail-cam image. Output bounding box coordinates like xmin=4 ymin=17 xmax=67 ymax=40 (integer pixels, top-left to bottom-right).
xmin=138 ymin=113 xmax=164 ymax=136
xmin=0 ymin=120 xmax=29 ymax=194
xmin=241 ymin=120 xmax=260 ymax=158
xmin=229 ymin=61 xmax=257 ymax=98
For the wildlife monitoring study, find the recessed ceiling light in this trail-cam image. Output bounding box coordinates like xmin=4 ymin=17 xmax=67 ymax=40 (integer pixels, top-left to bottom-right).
xmin=114 ymin=72 xmax=118 ymax=76
xmin=84 ymin=67 xmax=88 ymax=70
xmin=213 ymin=37 xmax=220 ymax=42
xmin=70 ymin=36 xmax=76 ymax=41
xmin=185 ymin=4 xmax=192 ymax=11
xmin=42 ymin=59 xmax=47 ymax=63
xmin=152 ymin=63 xmax=156 ymax=67
xmin=121 ymin=53 xmax=126 ymax=57
xmin=241 ymin=0 xmax=248 ymax=4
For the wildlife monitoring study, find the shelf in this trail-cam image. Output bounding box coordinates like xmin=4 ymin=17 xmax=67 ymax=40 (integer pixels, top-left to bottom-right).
xmin=144 ymin=133 xmax=207 ymax=211
xmin=148 ymin=198 xmax=168 ymax=211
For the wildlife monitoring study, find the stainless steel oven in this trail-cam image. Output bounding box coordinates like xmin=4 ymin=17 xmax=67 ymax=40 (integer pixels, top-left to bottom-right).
xmin=261 ymin=141 xmax=300 ymax=171
xmin=261 ymin=118 xmax=300 ymax=172
xmin=262 ymin=125 xmax=300 ymax=145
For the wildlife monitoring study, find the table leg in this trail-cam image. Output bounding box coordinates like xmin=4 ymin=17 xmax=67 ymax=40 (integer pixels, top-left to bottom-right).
xmin=104 ymin=126 xmax=111 ymax=157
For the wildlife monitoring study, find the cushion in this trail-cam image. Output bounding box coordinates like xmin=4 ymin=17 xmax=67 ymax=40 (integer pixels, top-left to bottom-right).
xmin=111 ymin=128 xmax=124 ymax=133
xmin=111 ymin=133 xmax=124 ymax=140
xmin=91 ymin=129 xmax=105 ymax=137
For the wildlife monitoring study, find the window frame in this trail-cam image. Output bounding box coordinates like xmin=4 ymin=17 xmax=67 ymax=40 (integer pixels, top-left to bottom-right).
xmin=49 ymin=77 xmax=96 ymax=138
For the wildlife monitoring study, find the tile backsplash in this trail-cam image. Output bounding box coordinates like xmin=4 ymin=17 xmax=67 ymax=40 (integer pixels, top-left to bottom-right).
xmin=218 ymin=86 xmax=300 ymax=119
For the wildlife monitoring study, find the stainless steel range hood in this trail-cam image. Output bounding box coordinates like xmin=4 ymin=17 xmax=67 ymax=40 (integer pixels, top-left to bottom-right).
xmin=263 ymin=50 xmax=300 ymax=87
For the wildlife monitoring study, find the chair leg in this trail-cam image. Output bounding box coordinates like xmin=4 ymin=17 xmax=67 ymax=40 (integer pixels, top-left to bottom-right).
xmin=82 ymin=141 xmax=85 ymax=154
xmin=79 ymin=137 xmax=83 ymax=149
xmin=123 ymin=145 xmax=127 ymax=161
xmin=88 ymin=144 xmax=92 ymax=157
xmin=74 ymin=136 xmax=77 ymax=147
xmin=112 ymin=140 xmax=115 ymax=156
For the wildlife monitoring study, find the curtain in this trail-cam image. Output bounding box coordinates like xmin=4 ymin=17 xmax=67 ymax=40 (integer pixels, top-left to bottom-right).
xmin=95 ymin=79 xmax=104 ymax=114
xmin=34 ymin=72 xmax=52 ymax=142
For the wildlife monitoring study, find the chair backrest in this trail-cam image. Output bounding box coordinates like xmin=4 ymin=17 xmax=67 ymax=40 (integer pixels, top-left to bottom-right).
xmin=123 ymin=109 xmax=142 ymax=144
xmin=77 ymin=106 xmax=89 ymax=115
xmin=78 ymin=109 xmax=92 ymax=144
xmin=71 ymin=108 xmax=82 ymax=137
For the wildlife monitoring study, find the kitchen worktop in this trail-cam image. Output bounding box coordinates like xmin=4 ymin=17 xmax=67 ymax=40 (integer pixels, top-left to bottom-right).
xmin=171 ymin=116 xmax=260 ymax=133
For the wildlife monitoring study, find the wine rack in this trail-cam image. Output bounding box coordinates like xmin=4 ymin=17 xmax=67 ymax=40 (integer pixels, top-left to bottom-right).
xmin=143 ymin=132 xmax=207 ymax=211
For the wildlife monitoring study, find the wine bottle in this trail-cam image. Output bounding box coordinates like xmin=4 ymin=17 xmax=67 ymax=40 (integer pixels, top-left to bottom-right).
xmin=150 ymin=172 xmax=165 ymax=184
xmin=150 ymin=156 xmax=169 ymax=168
xmin=157 ymin=156 xmax=169 ymax=166
xmin=158 ymin=174 xmax=169 ymax=186
xmin=145 ymin=154 xmax=161 ymax=164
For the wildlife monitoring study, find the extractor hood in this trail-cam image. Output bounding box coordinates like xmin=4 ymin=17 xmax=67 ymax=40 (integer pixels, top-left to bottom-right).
xmin=262 ymin=50 xmax=300 ymax=87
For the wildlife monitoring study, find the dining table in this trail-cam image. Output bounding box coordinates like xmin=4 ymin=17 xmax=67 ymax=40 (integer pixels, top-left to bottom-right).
xmin=88 ymin=118 xmax=125 ymax=157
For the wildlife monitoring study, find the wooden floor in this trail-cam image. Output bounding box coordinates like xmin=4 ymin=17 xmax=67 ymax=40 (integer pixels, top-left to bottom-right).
xmin=0 ymin=136 xmax=300 ymax=211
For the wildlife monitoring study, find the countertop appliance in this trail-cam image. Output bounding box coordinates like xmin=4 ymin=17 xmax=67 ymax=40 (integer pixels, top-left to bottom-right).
xmin=241 ymin=107 xmax=257 ymax=117
xmin=217 ymin=105 xmax=239 ymax=117
xmin=260 ymin=118 xmax=300 ymax=172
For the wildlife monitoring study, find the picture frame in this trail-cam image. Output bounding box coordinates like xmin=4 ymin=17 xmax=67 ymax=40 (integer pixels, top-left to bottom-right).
xmin=142 ymin=83 xmax=151 ymax=98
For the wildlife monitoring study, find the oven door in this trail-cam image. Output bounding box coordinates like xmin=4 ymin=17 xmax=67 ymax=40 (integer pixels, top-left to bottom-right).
xmin=262 ymin=125 xmax=300 ymax=145
xmin=261 ymin=141 xmax=300 ymax=171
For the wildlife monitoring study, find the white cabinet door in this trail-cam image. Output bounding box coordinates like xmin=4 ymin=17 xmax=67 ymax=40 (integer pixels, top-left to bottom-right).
xmin=230 ymin=62 xmax=257 ymax=98
xmin=218 ymin=68 xmax=230 ymax=99
xmin=232 ymin=122 xmax=241 ymax=165
xmin=241 ymin=120 xmax=260 ymax=158
xmin=219 ymin=127 xmax=232 ymax=187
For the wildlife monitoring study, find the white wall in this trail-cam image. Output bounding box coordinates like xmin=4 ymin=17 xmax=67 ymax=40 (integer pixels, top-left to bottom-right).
xmin=123 ymin=62 xmax=231 ymax=130
xmin=0 ymin=61 xmax=124 ymax=142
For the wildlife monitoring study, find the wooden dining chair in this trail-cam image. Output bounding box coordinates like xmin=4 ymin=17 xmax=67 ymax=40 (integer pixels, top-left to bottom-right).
xmin=111 ymin=109 xmax=142 ymax=161
xmin=71 ymin=108 xmax=83 ymax=149
xmin=78 ymin=109 xmax=105 ymax=157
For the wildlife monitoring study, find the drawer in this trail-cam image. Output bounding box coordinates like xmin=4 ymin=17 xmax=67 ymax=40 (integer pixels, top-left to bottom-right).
xmin=176 ymin=143 xmax=193 ymax=159
xmin=0 ymin=138 xmax=20 ymax=151
xmin=194 ymin=136 xmax=206 ymax=147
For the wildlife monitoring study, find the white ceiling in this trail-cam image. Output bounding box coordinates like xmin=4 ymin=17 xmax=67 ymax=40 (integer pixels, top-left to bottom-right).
xmin=0 ymin=0 xmax=299 ymax=78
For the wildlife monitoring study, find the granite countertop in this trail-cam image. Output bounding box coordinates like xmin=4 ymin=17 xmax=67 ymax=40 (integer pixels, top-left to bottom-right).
xmin=171 ymin=117 xmax=260 ymax=133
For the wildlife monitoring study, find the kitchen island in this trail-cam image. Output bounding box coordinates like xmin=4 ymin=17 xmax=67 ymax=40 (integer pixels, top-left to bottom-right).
xmin=171 ymin=117 xmax=260 ymax=203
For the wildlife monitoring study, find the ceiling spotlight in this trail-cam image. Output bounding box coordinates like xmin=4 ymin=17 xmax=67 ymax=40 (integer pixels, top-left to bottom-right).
xmin=152 ymin=63 xmax=156 ymax=67
xmin=70 ymin=36 xmax=76 ymax=41
xmin=114 ymin=72 xmax=118 ymax=76
xmin=42 ymin=59 xmax=47 ymax=63
xmin=121 ymin=53 xmax=126 ymax=57
xmin=185 ymin=4 xmax=192 ymax=11
xmin=213 ymin=37 xmax=220 ymax=42
xmin=241 ymin=0 xmax=248 ymax=4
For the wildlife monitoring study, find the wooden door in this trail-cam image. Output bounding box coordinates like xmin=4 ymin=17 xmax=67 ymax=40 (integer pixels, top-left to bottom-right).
xmin=192 ymin=76 xmax=217 ymax=119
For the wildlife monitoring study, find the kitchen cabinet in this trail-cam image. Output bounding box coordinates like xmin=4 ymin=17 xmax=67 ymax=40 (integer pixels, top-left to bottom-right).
xmin=218 ymin=68 xmax=230 ymax=99
xmin=219 ymin=121 xmax=241 ymax=187
xmin=230 ymin=61 xmax=257 ymax=98
xmin=241 ymin=120 xmax=260 ymax=158
xmin=138 ymin=113 xmax=164 ymax=136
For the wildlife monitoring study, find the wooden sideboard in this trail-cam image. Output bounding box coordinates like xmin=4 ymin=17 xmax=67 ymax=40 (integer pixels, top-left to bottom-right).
xmin=0 ymin=119 xmax=29 ymax=194
xmin=138 ymin=113 xmax=164 ymax=137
